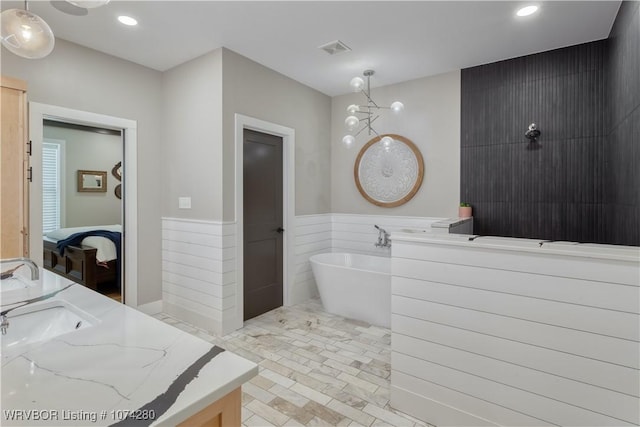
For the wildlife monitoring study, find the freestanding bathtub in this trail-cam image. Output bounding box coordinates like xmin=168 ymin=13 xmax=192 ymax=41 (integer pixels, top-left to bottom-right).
xmin=309 ymin=253 xmax=391 ymax=328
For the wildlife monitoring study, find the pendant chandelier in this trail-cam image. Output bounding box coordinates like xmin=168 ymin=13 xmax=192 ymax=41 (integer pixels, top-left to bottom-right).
xmin=1 ymin=0 xmax=110 ymax=60
xmin=1 ymin=1 xmax=54 ymax=59
xmin=342 ymin=69 xmax=404 ymax=148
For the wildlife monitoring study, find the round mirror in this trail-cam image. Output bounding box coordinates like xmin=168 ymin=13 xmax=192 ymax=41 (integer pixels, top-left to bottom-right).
xmin=354 ymin=134 xmax=424 ymax=207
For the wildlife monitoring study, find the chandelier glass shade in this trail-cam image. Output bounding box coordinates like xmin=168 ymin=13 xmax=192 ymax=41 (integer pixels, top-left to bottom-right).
xmin=342 ymin=135 xmax=355 ymax=147
xmin=1 ymin=7 xmax=54 ymax=59
xmin=342 ymin=70 xmax=404 ymax=147
xmin=1 ymin=0 xmax=111 ymax=60
xmin=350 ymin=77 xmax=365 ymax=92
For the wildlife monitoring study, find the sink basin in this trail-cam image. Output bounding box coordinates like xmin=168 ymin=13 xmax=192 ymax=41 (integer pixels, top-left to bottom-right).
xmin=1 ymin=299 xmax=97 ymax=353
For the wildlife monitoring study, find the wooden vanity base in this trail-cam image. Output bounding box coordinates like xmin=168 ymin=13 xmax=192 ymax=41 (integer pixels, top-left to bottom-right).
xmin=178 ymin=387 xmax=241 ymax=427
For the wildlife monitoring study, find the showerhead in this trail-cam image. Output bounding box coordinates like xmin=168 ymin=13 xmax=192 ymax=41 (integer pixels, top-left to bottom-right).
xmin=525 ymin=123 xmax=541 ymax=141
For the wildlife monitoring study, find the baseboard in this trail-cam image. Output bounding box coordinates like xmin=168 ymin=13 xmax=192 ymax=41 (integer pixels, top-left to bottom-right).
xmin=136 ymin=300 xmax=163 ymax=316
xmin=390 ymin=385 xmax=498 ymax=427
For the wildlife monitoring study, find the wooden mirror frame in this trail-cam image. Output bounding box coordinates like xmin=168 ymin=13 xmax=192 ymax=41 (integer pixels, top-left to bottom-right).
xmin=77 ymin=170 xmax=107 ymax=192
xmin=111 ymin=161 xmax=122 ymax=181
xmin=354 ymin=134 xmax=424 ymax=208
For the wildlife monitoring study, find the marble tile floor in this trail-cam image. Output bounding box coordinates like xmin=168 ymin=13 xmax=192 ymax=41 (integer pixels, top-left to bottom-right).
xmin=153 ymin=299 xmax=434 ymax=427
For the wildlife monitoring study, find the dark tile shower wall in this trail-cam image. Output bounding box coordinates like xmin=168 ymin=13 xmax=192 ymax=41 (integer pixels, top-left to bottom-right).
xmin=606 ymin=1 xmax=640 ymax=246
xmin=461 ymin=41 xmax=608 ymax=242
xmin=460 ymin=1 xmax=639 ymax=246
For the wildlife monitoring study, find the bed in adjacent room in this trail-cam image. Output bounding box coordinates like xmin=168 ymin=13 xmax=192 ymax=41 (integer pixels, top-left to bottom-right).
xmin=42 ymin=224 xmax=121 ymax=291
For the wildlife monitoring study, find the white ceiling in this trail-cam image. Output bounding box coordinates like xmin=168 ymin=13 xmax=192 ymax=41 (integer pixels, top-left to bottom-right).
xmin=1 ymin=1 xmax=621 ymax=96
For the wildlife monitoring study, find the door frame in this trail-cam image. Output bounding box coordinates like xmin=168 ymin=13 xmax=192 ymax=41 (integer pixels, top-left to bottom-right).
xmin=234 ymin=114 xmax=295 ymax=331
xmin=29 ymin=103 xmax=139 ymax=307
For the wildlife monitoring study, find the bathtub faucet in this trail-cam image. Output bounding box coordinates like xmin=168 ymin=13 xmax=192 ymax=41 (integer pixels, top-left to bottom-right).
xmin=374 ymin=225 xmax=391 ymax=248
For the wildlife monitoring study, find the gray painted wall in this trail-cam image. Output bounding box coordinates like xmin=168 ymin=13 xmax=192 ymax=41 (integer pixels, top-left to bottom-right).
xmin=161 ymin=49 xmax=224 ymax=220
xmin=161 ymin=48 xmax=332 ymax=223
xmin=221 ymin=48 xmax=332 ymax=220
xmin=331 ymin=71 xmax=461 ymax=218
xmin=44 ymin=125 xmax=122 ymax=228
xmin=1 ymin=39 xmax=163 ymax=304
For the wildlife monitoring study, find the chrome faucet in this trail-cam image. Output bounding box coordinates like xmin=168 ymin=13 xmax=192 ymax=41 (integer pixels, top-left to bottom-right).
xmin=0 ymin=315 xmax=8 ymax=335
xmin=374 ymin=225 xmax=391 ymax=248
xmin=0 ymin=258 xmax=39 ymax=281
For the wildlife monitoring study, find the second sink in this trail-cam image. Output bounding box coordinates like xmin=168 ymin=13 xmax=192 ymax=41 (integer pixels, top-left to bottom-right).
xmin=1 ymin=299 xmax=98 ymax=353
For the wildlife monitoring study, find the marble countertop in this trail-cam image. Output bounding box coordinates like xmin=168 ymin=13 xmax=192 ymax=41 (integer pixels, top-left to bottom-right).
xmin=1 ymin=269 xmax=258 ymax=426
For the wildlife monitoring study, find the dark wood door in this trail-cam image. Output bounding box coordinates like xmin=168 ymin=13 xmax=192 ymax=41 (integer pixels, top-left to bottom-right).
xmin=243 ymin=129 xmax=283 ymax=321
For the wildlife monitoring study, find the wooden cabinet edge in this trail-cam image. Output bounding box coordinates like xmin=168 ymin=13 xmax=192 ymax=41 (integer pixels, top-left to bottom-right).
xmin=1 ymin=75 xmax=29 ymax=258
xmin=1 ymin=76 xmax=27 ymax=92
xmin=177 ymin=387 xmax=241 ymax=427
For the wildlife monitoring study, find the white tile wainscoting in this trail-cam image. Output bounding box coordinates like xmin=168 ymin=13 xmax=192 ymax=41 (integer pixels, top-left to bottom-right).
xmin=162 ymin=214 xmax=454 ymax=336
xmin=390 ymin=234 xmax=640 ymax=426
xmin=162 ymin=217 xmax=237 ymax=335
xmin=159 ymin=217 xmax=638 ymax=427
xmin=331 ymin=213 xmax=443 ymax=256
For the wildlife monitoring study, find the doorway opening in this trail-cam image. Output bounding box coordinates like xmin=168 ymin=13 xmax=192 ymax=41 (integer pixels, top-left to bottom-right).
xmin=243 ymin=129 xmax=284 ymax=320
xmin=29 ymin=103 xmax=139 ymax=307
xmin=234 ymin=114 xmax=295 ymax=331
xmin=42 ymin=120 xmax=123 ymax=302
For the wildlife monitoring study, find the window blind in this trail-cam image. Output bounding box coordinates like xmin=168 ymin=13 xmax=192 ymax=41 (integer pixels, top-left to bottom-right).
xmin=42 ymin=142 xmax=61 ymax=233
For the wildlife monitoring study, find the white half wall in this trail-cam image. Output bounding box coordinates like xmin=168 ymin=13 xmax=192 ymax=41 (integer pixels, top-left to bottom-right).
xmin=163 ymin=212 xmax=451 ymax=336
xmin=390 ymin=235 xmax=640 ymax=426
xmin=162 ymin=217 xmax=237 ymax=336
xmin=162 ymin=213 xmax=329 ymax=335
xmin=331 ymin=213 xmax=444 ymax=256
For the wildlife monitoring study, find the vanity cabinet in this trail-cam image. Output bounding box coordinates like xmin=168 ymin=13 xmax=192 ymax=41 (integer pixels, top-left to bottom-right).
xmin=177 ymin=387 xmax=241 ymax=427
xmin=0 ymin=76 xmax=29 ymax=258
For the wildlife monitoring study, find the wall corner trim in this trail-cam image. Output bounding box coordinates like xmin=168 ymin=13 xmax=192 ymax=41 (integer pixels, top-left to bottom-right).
xmin=136 ymin=300 xmax=163 ymax=316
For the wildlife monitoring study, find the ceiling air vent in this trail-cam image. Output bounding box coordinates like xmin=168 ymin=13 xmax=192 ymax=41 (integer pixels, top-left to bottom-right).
xmin=318 ymin=40 xmax=351 ymax=55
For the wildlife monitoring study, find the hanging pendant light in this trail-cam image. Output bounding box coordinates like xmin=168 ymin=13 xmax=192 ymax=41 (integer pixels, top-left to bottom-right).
xmin=341 ymin=70 xmax=405 ymax=147
xmin=1 ymin=1 xmax=55 ymax=59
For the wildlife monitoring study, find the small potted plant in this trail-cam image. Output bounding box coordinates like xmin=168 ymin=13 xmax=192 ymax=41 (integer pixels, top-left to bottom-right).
xmin=459 ymin=202 xmax=472 ymax=218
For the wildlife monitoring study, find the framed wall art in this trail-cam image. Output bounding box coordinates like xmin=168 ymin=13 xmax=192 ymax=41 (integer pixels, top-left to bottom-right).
xmin=77 ymin=170 xmax=107 ymax=192
xmin=354 ymin=134 xmax=424 ymax=208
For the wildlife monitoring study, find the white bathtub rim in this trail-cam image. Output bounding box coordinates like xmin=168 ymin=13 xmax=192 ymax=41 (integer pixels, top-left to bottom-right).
xmin=309 ymin=252 xmax=391 ymax=275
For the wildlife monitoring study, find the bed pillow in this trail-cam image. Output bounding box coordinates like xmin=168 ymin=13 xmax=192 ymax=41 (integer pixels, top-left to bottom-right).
xmin=45 ymin=224 xmax=122 ymax=241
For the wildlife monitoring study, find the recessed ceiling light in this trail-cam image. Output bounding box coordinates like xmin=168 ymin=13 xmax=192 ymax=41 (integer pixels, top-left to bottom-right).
xmin=516 ymin=5 xmax=539 ymax=17
xmin=117 ymin=15 xmax=137 ymax=26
